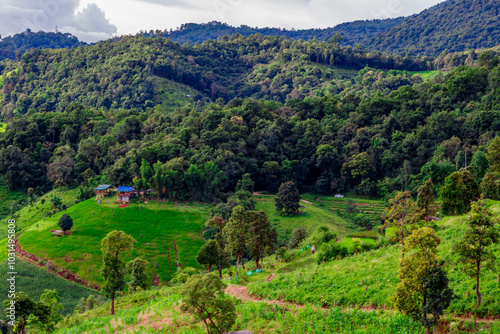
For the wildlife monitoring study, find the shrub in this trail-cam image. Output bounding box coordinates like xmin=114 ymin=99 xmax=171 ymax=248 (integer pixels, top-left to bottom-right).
xmin=316 ymin=241 xmax=349 ymax=264
xmin=312 ymin=226 xmax=337 ymax=245
xmin=288 ymin=228 xmax=308 ymax=249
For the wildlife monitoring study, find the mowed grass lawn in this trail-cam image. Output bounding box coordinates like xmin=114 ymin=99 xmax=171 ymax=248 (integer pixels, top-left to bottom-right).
xmin=254 ymin=196 xmax=352 ymax=241
xmin=18 ymin=198 xmax=209 ymax=285
xmin=0 ymin=258 xmax=103 ymax=318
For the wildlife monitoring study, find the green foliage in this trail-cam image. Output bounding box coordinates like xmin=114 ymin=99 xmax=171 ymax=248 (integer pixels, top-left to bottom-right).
xmin=275 ymin=181 xmax=301 ymax=215
xmin=316 ymin=240 xmax=349 ymax=264
xmin=440 ymin=169 xmax=480 ymax=215
xmin=287 ymin=227 xmax=308 ymax=249
xmin=100 ymin=230 xmax=136 ymax=315
xmin=453 ymin=199 xmax=499 ymax=308
xmin=126 ymin=257 xmax=150 ymax=291
xmin=3 ymin=291 xmax=52 ymax=334
xmin=196 ymin=239 xmax=225 ymax=273
xmin=57 ymin=213 xmax=73 ymax=233
xmin=391 ymin=227 xmax=452 ymax=331
xmin=312 ymin=225 xmax=337 ymax=245
xmin=180 ymin=273 xmax=236 ymax=334
xmin=416 ymin=179 xmax=438 ymax=222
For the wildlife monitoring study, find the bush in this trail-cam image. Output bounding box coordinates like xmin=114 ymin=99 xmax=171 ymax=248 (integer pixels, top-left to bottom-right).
xmin=316 ymin=241 xmax=349 ymax=264
xmin=288 ymin=228 xmax=308 ymax=249
xmin=312 ymin=226 xmax=337 ymax=245
xmin=171 ymin=267 xmax=198 ymax=284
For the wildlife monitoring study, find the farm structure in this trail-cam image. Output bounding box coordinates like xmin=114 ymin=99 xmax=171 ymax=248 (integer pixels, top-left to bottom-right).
xmin=93 ymin=184 xmax=113 ymax=200
xmin=115 ymin=186 xmax=137 ymax=203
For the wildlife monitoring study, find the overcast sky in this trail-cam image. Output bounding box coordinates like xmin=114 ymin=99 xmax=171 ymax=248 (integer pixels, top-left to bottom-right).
xmin=0 ymin=0 xmax=445 ymax=43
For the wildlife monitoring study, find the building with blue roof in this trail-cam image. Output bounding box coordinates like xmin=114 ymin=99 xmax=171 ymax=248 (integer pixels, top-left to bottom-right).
xmin=116 ymin=186 xmax=137 ymax=203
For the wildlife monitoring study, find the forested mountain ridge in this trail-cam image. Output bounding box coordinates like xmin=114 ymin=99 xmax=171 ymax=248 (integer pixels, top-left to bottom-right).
xmin=365 ymin=0 xmax=500 ymax=56
xmin=0 ymin=34 xmax=431 ymax=116
xmin=0 ymin=30 xmax=84 ymax=61
xmin=163 ymin=19 xmax=405 ymax=46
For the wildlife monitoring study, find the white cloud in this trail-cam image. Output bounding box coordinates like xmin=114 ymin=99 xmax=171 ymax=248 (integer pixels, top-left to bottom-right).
xmin=0 ymin=0 xmax=444 ymax=42
xmin=0 ymin=0 xmax=116 ymax=42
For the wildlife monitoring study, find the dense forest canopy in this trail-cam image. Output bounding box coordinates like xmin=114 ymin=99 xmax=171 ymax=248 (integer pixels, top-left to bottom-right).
xmin=1 ymin=56 xmax=500 ymax=205
xmin=366 ymin=0 xmax=500 ymax=56
xmin=0 ymin=34 xmax=432 ymax=117
xmin=0 ymin=30 xmax=84 ymax=61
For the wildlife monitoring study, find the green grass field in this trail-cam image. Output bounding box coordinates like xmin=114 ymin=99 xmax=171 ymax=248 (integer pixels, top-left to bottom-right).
xmin=304 ymin=194 xmax=386 ymax=226
xmin=254 ymin=195 xmax=352 ymax=243
xmin=0 ymin=258 xmax=104 ymax=318
xmin=152 ymin=77 xmax=210 ymax=112
xmin=409 ymin=70 xmax=439 ymax=80
xmin=18 ymin=197 xmax=209 ymax=285
xmin=249 ymin=201 xmax=500 ymax=317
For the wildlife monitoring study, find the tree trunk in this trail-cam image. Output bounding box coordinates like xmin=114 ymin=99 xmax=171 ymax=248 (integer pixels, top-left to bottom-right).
xmin=256 ymin=257 xmax=259 ymax=270
xmin=218 ymin=264 xmax=222 ymax=278
xmin=208 ymin=264 xmax=212 ymax=273
xmin=111 ymin=292 xmax=115 ymax=315
xmin=476 ymin=263 xmax=481 ymax=308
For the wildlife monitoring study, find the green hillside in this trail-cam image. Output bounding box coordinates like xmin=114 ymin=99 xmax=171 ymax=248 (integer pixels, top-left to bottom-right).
xmin=18 ymin=197 xmax=208 ymax=285
xmin=0 ymin=258 xmax=103 ymax=319
xmin=248 ymin=201 xmax=500 ymax=318
xmin=365 ymin=0 xmax=500 ymax=56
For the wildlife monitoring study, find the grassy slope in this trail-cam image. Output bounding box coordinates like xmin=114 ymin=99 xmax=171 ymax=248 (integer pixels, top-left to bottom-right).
xmin=0 ymin=179 xmax=24 ymax=224
xmin=18 ymin=197 xmax=208 ymax=284
xmin=254 ymin=195 xmax=352 ymax=242
xmin=52 ymin=286 xmax=433 ymax=334
xmin=0 ymin=258 xmax=103 ymax=319
xmin=53 ymin=285 xmax=500 ymax=334
xmin=249 ymin=201 xmax=500 ymax=317
xmin=151 ymin=77 xmax=210 ymax=112
xmin=0 ymin=187 xmax=80 ymax=239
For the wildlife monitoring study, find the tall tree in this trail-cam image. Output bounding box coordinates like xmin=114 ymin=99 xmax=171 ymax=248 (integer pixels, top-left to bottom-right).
xmin=224 ymin=206 xmax=249 ymax=270
xmin=246 ymin=210 xmax=277 ymax=269
xmin=391 ymin=227 xmax=454 ymax=334
xmin=416 ymin=179 xmax=438 ymax=223
xmin=196 ymin=239 xmax=226 ymax=274
xmin=100 ymin=230 xmax=136 ymax=315
xmin=453 ymin=199 xmax=499 ymax=309
xmin=275 ymin=181 xmax=301 ymax=215
xmin=440 ymin=168 xmax=479 ymax=215
xmin=383 ymin=191 xmax=416 ymax=259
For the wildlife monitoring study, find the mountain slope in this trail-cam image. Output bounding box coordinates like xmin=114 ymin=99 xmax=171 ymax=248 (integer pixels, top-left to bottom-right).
xmin=365 ymin=0 xmax=500 ymax=56
xmin=164 ymin=19 xmax=405 ymax=46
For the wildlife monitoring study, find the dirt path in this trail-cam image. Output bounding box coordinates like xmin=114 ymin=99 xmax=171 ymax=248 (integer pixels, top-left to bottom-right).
xmin=300 ymin=199 xmax=312 ymax=204
xmin=225 ymin=285 xmax=496 ymax=324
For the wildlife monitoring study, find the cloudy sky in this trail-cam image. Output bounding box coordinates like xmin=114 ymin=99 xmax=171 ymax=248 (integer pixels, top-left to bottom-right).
xmin=0 ymin=0 xmax=444 ymax=43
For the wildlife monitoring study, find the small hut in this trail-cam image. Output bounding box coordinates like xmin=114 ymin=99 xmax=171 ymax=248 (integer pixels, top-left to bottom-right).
xmin=93 ymin=185 xmax=112 ymax=200
xmin=116 ymin=186 xmax=137 ymax=203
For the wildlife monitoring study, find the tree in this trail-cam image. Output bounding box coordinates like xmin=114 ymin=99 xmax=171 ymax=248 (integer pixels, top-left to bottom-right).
xmin=275 ymin=181 xmax=301 ymax=215
xmin=236 ymin=173 xmax=254 ymax=193
xmin=180 ymin=273 xmax=236 ymax=334
xmin=28 ymin=187 xmax=34 ymax=207
xmin=140 ymin=158 xmax=154 ymax=190
xmin=246 ymin=210 xmax=277 ymax=269
xmin=152 ymin=161 xmax=166 ymax=200
xmin=224 ymin=206 xmax=249 ymax=270
xmin=100 ymin=230 xmax=136 ymax=315
xmin=391 ymin=227 xmax=453 ymax=334
xmin=453 ymin=199 xmax=499 ymax=309
xmin=383 ymin=191 xmax=416 ymax=259
xmin=196 ymin=239 xmax=224 ymax=273
xmin=416 ymin=179 xmax=438 ymax=223
xmin=126 ymin=257 xmax=149 ymax=291
xmin=288 ymin=227 xmax=308 ymax=249
xmin=440 ymin=169 xmax=479 ymax=215
xmin=57 ymin=214 xmax=73 ymax=234
xmin=50 ymin=194 xmax=62 ymax=209
xmin=3 ymin=292 xmax=51 ymax=334
xmin=486 ymin=136 xmax=500 ymax=173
